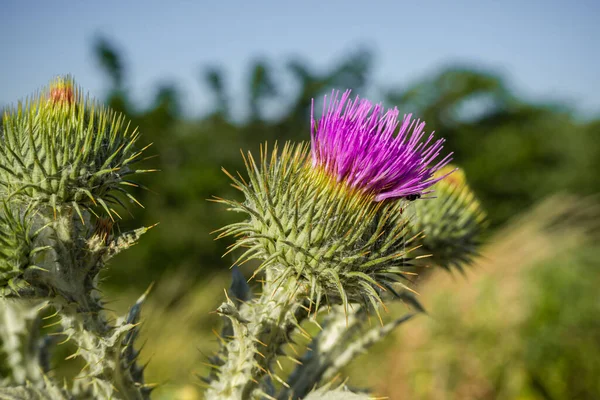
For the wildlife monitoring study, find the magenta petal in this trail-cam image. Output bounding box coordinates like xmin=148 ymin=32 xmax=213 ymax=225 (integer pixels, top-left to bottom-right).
xmin=311 ymin=90 xmax=452 ymax=201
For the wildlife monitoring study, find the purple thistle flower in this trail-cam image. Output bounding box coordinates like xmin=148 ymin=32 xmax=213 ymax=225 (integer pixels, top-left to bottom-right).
xmin=311 ymin=90 xmax=454 ymax=201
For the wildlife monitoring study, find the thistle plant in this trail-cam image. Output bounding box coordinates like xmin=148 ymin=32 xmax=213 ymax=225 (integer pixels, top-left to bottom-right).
xmin=0 ymin=81 xmax=486 ymax=400
xmin=0 ymin=77 xmax=155 ymax=399
xmin=208 ymin=90 xmax=485 ymax=399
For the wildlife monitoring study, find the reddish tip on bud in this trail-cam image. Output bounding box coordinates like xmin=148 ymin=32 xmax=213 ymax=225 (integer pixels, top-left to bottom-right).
xmin=436 ymin=165 xmax=465 ymax=189
xmin=48 ymin=77 xmax=75 ymax=105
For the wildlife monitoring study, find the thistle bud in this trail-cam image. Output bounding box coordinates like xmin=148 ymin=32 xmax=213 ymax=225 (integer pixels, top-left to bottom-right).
xmin=48 ymin=76 xmax=75 ymax=105
xmin=0 ymin=76 xmax=148 ymax=219
xmin=407 ymin=165 xmax=487 ymax=270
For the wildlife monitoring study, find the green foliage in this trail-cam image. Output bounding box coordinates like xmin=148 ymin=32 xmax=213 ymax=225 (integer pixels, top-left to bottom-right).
xmin=371 ymin=195 xmax=600 ymax=400
xmin=521 ymin=246 xmax=600 ymax=398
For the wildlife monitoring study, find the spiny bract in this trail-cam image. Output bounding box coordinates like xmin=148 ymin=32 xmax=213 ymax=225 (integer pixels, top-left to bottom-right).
xmin=0 ymin=203 xmax=39 ymax=293
xmin=216 ymin=142 xmax=421 ymax=315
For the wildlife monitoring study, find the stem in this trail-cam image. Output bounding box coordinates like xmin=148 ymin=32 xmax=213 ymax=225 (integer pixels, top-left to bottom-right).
xmin=58 ymin=293 xmax=150 ymax=400
xmin=0 ymin=299 xmax=47 ymax=386
xmin=206 ymin=273 xmax=309 ymax=400
xmin=281 ymin=306 xmax=365 ymax=400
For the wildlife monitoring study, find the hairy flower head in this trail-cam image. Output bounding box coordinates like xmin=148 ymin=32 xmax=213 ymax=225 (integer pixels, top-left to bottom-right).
xmin=311 ymin=90 xmax=452 ymax=201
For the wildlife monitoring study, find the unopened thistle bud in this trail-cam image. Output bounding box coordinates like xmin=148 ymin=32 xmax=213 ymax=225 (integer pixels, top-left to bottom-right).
xmin=217 ymin=90 xmax=453 ymax=311
xmin=407 ymin=165 xmax=487 ymax=270
xmin=0 ymin=76 xmax=150 ymax=219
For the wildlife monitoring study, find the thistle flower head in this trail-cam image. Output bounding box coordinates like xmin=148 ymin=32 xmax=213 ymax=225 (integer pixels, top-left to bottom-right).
xmin=311 ymin=90 xmax=452 ymax=201
xmin=218 ymin=143 xmax=417 ymax=317
xmin=216 ymin=90 xmax=461 ymax=314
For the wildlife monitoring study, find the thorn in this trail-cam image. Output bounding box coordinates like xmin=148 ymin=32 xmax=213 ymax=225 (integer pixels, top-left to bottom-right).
xmin=272 ymin=373 xmax=290 ymax=388
xmin=211 ymin=329 xmax=227 ymax=346
xmin=256 ymin=365 xmax=269 ymax=375
xmin=330 ymin=373 xmax=342 ymax=383
xmin=140 ymin=382 xmax=160 ymax=390
xmin=288 ymin=343 xmax=300 ymax=356
xmin=64 ymin=351 xmax=80 ymax=361
xmin=258 ymin=392 xmax=277 ymax=400
xmin=223 ymin=288 xmax=231 ymax=303
xmin=57 ymin=334 xmax=72 ymax=346
xmin=286 ymin=355 xmax=302 ymax=366
xmin=294 ymin=324 xmax=311 ymax=340
xmin=42 ymin=319 xmax=63 ymax=329
xmin=195 ymin=380 xmax=212 ymax=389
xmin=200 ymin=361 xmax=221 ymax=369
xmin=312 ymin=319 xmax=323 ymax=331
xmin=42 ymin=309 xmax=60 ymax=320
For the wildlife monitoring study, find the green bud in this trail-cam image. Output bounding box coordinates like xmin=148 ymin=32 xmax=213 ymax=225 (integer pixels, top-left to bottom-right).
xmin=0 ymin=76 xmax=150 ymax=218
xmin=407 ymin=165 xmax=487 ymax=271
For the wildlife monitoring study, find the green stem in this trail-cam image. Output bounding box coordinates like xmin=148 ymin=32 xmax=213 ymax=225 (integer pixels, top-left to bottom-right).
xmin=58 ymin=295 xmax=149 ymax=400
xmin=206 ymin=273 xmax=309 ymax=400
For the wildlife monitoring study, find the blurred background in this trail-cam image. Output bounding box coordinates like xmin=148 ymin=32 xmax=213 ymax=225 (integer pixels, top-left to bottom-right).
xmin=2 ymin=1 xmax=599 ymax=399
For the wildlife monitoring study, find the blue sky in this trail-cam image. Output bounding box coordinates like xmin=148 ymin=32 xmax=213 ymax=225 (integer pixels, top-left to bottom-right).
xmin=2 ymin=0 xmax=599 ymax=118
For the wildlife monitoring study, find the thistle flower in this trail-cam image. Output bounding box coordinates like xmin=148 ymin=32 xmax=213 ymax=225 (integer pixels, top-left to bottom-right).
xmin=311 ymin=90 xmax=452 ymax=201
xmin=217 ymin=90 xmax=455 ymax=316
xmin=210 ymin=92 xmax=459 ymax=398
xmin=48 ymin=77 xmax=75 ymax=104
